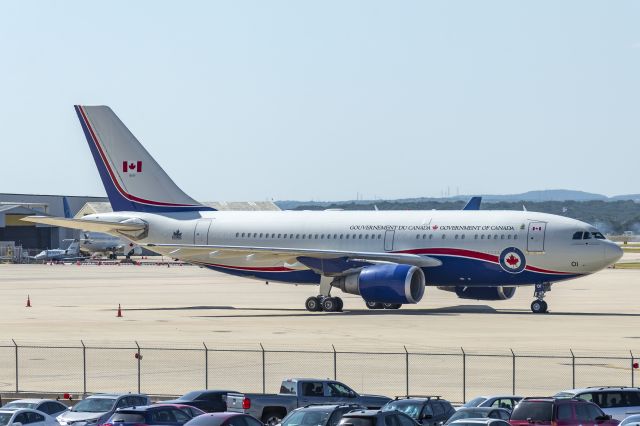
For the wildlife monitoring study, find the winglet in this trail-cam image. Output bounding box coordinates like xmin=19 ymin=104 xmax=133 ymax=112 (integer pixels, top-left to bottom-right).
xmin=462 ymin=196 xmax=482 ymax=210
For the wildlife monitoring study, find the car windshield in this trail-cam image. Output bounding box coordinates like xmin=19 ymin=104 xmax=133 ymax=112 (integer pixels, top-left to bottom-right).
xmin=0 ymin=414 xmax=13 ymax=426
xmin=3 ymin=403 xmax=37 ymax=409
xmin=338 ymin=418 xmax=373 ymax=426
xmin=510 ymin=402 xmax=552 ymax=422
xmin=463 ymin=399 xmax=487 ymax=408
xmin=447 ymin=411 xmax=487 ymax=423
xmin=621 ymin=415 xmax=640 ymax=426
xmin=72 ymin=398 xmax=116 ymax=413
xmin=110 ymin=413 xmax=146 ymax=423
xmin=180 ymin=392 xmax=203 ymax=400
xmin=382 ymin=401 xmax=423 ymax=419
xmin=283 ymin=410 xmax=331 ymax=426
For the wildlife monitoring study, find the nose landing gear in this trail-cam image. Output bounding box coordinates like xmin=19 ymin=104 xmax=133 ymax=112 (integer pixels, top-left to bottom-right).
xmin=531 ymin=283 xmax=551 ymax=313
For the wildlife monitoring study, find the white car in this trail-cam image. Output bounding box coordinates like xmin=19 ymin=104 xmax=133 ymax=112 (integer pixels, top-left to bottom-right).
xmin=0 ymin=408 xmax=60 ymax=426
xmin=459 ymin=396 xmax=523 ymax=412
xmin=2 ymin=400 xmax=68 ymax=418
xmin=554 ymin=387 xmax=640 ymax=421
xmin=621 ymin=414 xmax=640 ymax=426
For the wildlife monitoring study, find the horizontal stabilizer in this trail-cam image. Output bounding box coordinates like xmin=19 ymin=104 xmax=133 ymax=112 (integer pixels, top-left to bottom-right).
xmin=21 ymin=216 xmax=146 ymax=234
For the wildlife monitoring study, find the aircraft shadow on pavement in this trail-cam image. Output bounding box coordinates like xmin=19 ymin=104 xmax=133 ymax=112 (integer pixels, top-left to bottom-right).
xmin=186 ymin=304 xmax=640 ymax=319
xmin=112 ymin=305 xmax=640 ymax=318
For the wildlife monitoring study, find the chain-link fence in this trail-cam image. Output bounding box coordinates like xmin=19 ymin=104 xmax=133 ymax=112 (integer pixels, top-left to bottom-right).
xmin=0 ymin=341 xmax=637 ymax=402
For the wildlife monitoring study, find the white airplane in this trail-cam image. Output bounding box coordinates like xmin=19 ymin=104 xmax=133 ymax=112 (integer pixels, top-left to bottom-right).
xmin=79 ymin=232 xmax=143 ymax=259
xmin=23 ymin=106 xmax=623 ymax=313
xmin=32 ymin=239 xmax=86 ymax=262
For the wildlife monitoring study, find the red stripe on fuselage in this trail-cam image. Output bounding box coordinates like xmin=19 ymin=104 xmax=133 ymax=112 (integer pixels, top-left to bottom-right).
xmin=78 ymin=106 xmax=199 ymax=208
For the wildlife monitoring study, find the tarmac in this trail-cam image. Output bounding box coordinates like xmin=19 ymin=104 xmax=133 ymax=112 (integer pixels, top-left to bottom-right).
xmin=1 ymin=258 xmax=639 ymax=400
xmin=1 ymin=257 xmax=639 ymax=351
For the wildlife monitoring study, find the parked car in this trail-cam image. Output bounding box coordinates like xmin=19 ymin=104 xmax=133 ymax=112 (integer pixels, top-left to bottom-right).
xmin=554 ymin=387 xmax=640 ymax=420
xmin=460 ymin=397 xmax=523 ymax=412
xmin=0 ymin=408 xmax=60 ymax=426
xmin=445 ymin=408 xmax=510 ymax=425
xmin=279 ymin=404 xmax=365 ymax=426
xmin=104 ymin=404 xmax=204 ymax=426
xmin=509 ymin=397 xmax=619 ymax=426
xmin=57 ymin=393 xmax=151 ymax=426
xmin=227 ymin=379 xmax=390 ymax=426
xmin=448 ymin=419 xmax=511 ymax=426
xmin=620 ymin=414 xmax=640 ymax=426
xmin=2 ymin=399 xmax=69 ymax=417
xmin=382 ymin=397 xmax=456 ymax=426
xmin=184 ymin=413 xmax=263 ymax=426
xmin=338 ymin=409 xmax=419 ymax=426
xmin=158 ymin=391 xmax=238 ymax=413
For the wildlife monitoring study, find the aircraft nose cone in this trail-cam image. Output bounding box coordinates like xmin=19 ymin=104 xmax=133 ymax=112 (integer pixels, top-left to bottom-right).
xmin=605 ymin=243 xmax=623 ymax=266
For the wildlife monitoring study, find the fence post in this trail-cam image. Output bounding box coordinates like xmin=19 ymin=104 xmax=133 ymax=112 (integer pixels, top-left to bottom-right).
xmin=81 ymin=340 xmax=87 ymax=395
xmin=203 ymin=342 xmax=208 ymax=389
xmin=260 ymin=343 xmax=265 ymax=394
xmin=570 ymin=349 xmax=575 ymax=388
xmin=332 ymin=345 xmax=337 ymax=380
xmin=461 ymin=347 xmax=466 ymax=403
xmin=12 ymin=339 xmax=18 ymax=393
xmin=631 ymin=350 xmax=635 ymax=387
xmin=135 ymin=341 xmax=141 ymax=393
xmin=404 ymin=346 xmax=409 ymax=397
xmin=510 ymin=349 xmax=515 ymax=395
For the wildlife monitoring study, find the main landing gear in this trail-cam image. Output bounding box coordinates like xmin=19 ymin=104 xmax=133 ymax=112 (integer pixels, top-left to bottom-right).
xmin=365 ymin=301 xmax=402 ymax=310
xmin=305 ymin=277 xmax=343 ymax=312
xmin=531 ymin=283 xmax=551 ymax=313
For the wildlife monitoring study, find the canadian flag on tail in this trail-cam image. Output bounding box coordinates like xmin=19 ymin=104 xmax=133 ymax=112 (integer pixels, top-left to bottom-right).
xmin=122 ymin=161 xmax=142 ymax=173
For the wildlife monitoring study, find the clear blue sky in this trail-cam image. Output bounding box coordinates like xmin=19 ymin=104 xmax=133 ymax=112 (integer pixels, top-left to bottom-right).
xmin=1 ymin=1 xmax=638 ymax=201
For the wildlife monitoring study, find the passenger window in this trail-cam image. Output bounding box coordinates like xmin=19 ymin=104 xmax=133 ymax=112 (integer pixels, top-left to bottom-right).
xmin=301 ymin=382 xmax=324 ymax=397
xmin=259 ymin=233 xmax=263 ymax=238
xmin=14 ymin=414 xmax=29 ymax=424
xmin=514 ymin=235 xmax=518 ymax=240
xmin=277 ymin=234 xmax=281 ymax=238
xmin=365 ymin=235 xmax=369 ymax=239
xmin=442 ymin=235 xmax=446 ymax=239
xmin=455 ymin=235 xmax=459 ymax=239
xmin=172 ymin=409 xmax=190 ymax=423
xmin=302 ymin=235 xmax=306 ymax=239
xmin=432 ymin=402 xmax=445 ymax=416
xmin=575 ymin=404 xmax=594 ymax=421
xmin=494 ymin=234 xmax=498 ymax=239
xmin=557 ymin=404 xmax=572 ymax=420
xmin=235 ymin=233 xmax=239 ymax=238
xmin=340 ymin=234 xmax=344 ymax=239
xmin=461 ymin=234 xmax=465 ymax=239
xmin=429 ymin=235 xmax=433 ymax=239
xmin=396 ymin=414 xmax=415 ymax=426
xmin=271 ymin=233 xmax=275 ymax=238
xmin=346 ymin=235 xmax=349 ymax=239
xmin=241 ymin=233 xmax=245 ymax=237
xmin=501 ymin=235 xmax=505 ymax=240
xmin=507 ymin=235 xmax=511 ymax=240
xmin=359 ymin=235 xmax=362 ymax=239
xmin=578 ymin=393 xmax=594 ymax=403
xmin=481 ymin=235 xmax=485 ymax=239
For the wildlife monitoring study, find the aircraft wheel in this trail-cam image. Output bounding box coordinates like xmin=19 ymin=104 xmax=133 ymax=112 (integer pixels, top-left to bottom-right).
xmin=322 ymin=297 xmax=339 ymax=312
xmin=531 ymin=300 xmax=548 ymax=314
xmin=365 ymin=301 xmax=383 ymax=310
xmin=335 ymin=297 xmax=344 ymax=312
xmin=383 ymin=303 xmax=402 ymax=310
xmin=305 ymin=296 xmax=321 ymax=312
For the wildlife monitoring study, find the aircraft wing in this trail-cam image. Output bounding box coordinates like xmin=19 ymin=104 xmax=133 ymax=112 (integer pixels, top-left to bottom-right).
xmin=145 ymin=243 xmax=442 ymax=268
xmin=21 ymin=216 xmax=146 ymax=234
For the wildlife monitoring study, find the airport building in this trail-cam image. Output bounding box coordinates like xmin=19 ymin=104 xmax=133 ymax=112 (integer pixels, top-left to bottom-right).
xmin=0 ymin=193 xmax=280 ymax=251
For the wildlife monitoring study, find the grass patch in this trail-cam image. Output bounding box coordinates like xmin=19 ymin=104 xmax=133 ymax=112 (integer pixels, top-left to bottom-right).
xmin=622 ymin=248 xmax=640 ymax=253
xmin=613 ymin=262 xmax=640 ymax=269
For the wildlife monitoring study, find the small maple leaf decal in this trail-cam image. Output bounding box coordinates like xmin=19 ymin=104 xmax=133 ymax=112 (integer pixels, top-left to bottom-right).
xmin=432 ymin=225 xmax=439 ymax=230
xmin=506 ymin=254 xmax=520 ymax=266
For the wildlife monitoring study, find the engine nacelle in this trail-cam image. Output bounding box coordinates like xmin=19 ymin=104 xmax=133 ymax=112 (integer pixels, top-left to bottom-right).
xmin=445 ymin=286 xmax=516 ymax=300
xmin=333 ymin=264 xmax=425 ymax=304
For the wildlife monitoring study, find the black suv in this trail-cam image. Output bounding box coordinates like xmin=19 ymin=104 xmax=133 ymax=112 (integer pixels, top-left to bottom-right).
xmin=382 ymin=397 xmax=456 ymax=426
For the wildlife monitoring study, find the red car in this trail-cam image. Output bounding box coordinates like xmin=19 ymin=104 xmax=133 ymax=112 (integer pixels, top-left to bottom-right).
xmin=509 ymin=397 xmax=619 ymax=426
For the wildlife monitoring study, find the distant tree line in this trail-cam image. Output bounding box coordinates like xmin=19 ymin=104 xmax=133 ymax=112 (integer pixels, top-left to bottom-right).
xmin=292 ymin=200 xmax=640 ymax=234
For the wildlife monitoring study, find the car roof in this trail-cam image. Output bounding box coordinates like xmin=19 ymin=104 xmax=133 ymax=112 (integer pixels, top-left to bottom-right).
xmin=88 ymin=393 xmax=146 ymax=399
xmin=191 ymin=413 xmax=245 ymax=420
xmin=343 ymin=410 xmax=380 ymax=417
xmin=298 ymin=405 xmax=358 ymax=410
xmin=6 ymin=399 xmax=49 ymax=404
xmin=557 ymin=387 xmax=640 ymax=394
xmin=450 ymin=420 xmax=499 ymax=425
xmin=480 ymin=396 xmax=522 ymax=399
xmin=457 ymin=408 xmax=506 ymax=412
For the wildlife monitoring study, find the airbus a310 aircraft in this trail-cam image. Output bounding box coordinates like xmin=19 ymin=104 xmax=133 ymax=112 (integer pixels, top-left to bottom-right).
xmin=24 ymin=106 xmax=623 ymax=313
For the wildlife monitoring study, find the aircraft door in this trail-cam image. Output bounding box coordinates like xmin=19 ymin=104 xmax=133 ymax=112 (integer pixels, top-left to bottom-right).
xmin=194 ymin=219 xmax=212 ymax=245
xmin=384 ymin=230 xmax=395 ymax=251
xmin=527 ymin=221 xmax=546 ymax=252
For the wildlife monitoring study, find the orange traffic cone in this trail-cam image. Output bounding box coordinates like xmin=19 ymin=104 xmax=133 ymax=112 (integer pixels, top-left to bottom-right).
xmin=26 ymin=295 xmax=32 ymax=307
xmin=117 ymin=304 xmax=123 ymax=317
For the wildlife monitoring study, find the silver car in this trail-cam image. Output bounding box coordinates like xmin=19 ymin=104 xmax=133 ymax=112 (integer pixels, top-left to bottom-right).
xmin=57 ymin=394 xmax=150 ymax=426
xmin=2 ymin=400 xmax=69 ymax=418
xmin=554 ymin=387 xmax=640 ymax=421
xmin=0 ymin=408 xmax=59 ymax=426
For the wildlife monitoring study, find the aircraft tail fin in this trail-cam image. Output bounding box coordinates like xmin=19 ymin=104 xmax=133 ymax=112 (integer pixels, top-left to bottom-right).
xmin=62 ymin=196 xmax=72 ymax=218
xmin=462 ymin=196 xmax=482 ymax=211
xmin=74 ymin=105 xmax=214 ymax=213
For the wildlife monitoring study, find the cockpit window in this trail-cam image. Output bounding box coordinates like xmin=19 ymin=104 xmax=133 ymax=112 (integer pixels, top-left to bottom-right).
xmin=573 ymin=232 xmax=583 ymax=240
xmin=592 ymin=232 xmax=605 ymax=239
xmin=583 ymin=232 xmax=591 ymax=239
